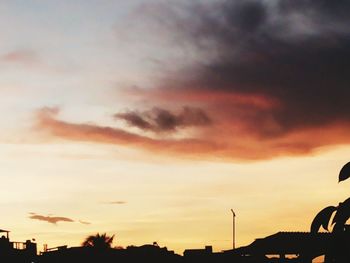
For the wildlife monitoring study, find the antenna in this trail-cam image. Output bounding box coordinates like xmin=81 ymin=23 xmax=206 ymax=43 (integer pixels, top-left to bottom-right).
xmin=230 ymin=209 xmax=236 ymax=249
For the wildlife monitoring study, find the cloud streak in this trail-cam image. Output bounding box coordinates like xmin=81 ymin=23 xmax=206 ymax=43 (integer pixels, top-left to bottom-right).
xmin=115 ymin=107 xmax=211 ymax=133
xmin=1 ymin=49 xmax=39 ymax=65
xmin=79 ymin=220 xmax=91 ymax=225
xmin=28 ymin=213 xmax=74 ymax=225
xmin=103 ymin=201 xmax=127 ymax=205
xmin=36 ymin=107 xmax=218 ymax=156
xmin=35 ymin=107 xmax=350 ymax=161
xmin=29 ymin=212 xmax=91 ymax=225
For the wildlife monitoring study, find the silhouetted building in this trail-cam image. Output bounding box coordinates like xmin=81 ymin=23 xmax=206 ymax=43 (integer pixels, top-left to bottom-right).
xmin=184 ymin=245 xmax=230 ymax=263
xmin=227 ymin=231 xmax=332 ymax=263
xmin=184 ymin=245 xmax=212 ymax=257
xmin=0 ymin=229 xmax=37 ymax=263
xmin=125 ymin=243 xmax=180 ymax=262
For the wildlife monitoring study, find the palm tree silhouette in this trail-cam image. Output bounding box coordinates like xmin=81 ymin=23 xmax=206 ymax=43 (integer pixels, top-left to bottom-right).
xmin=82 ymin=233 xmax=115 ymax=250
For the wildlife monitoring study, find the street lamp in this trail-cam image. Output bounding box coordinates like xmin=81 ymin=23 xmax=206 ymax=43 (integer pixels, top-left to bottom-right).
xmin=230 ymin=209 xmax=236 ymax=250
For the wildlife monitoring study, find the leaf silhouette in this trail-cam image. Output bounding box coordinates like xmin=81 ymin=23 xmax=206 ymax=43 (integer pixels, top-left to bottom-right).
xmin=311 ymin=206 xmax=337 ymax=233
xmin=339 ymin=162 xmax=350 ymax=182
xmin=332 ymin=197 xmax=350 ymax=233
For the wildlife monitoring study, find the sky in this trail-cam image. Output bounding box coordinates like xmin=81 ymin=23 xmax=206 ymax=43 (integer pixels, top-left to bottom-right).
xmin=1 ymin=0 xmax=350 ymax=254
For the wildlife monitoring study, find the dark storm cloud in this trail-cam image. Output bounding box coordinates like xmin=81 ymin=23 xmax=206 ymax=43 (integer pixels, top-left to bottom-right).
xmin=154 ymin=0 xmax=350 ymax=136
xmin=115 ymin=107 xmax=211 ymax=132
xmin=35 ymin=1 xmax=350 ymax=160
xmin=280 ymin=0 xmax=350 ymax=22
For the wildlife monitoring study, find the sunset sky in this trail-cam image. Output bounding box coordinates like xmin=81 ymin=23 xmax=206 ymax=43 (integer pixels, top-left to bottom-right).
xmin=1 ymin=0 xmax=350 ymax=254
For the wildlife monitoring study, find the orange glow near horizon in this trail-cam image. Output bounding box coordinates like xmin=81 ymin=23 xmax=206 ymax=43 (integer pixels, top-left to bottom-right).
xmin=2 ymin=141 xmax=350 ymax=254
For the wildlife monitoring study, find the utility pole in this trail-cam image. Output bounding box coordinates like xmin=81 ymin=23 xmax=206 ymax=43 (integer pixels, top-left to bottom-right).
xmin=230 ymin=209 xmax=236 ymax=250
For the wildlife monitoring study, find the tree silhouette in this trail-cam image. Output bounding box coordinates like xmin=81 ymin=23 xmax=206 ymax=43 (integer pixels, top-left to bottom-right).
xmin=311 ymin=163 xmax=350 ymax=234
xmin=82 ymin=233 xmax=115 ymax=250
xmin=311 ymin=200 xmax=350 ymax=234
xmin=311 ymin=206 xmax=337 ymax=233
xmin=310 ymin=162 xmax=350 ymax=262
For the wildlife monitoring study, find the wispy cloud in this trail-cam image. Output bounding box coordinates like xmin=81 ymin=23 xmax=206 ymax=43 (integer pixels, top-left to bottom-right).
xmin=29 ymin=212 xmax=91 ymax=225
xmin=79 ymin=220 xmax=92 ymax=225
xmin=1 ymin=49 xmax=40 ymax=65
xmin=115 ymin=107 xmax=211 ymax=133
xmin=28 ymin=213 xmax=74 ymax=225
xmin=102 ymin=201 xmax=127 ymax=205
